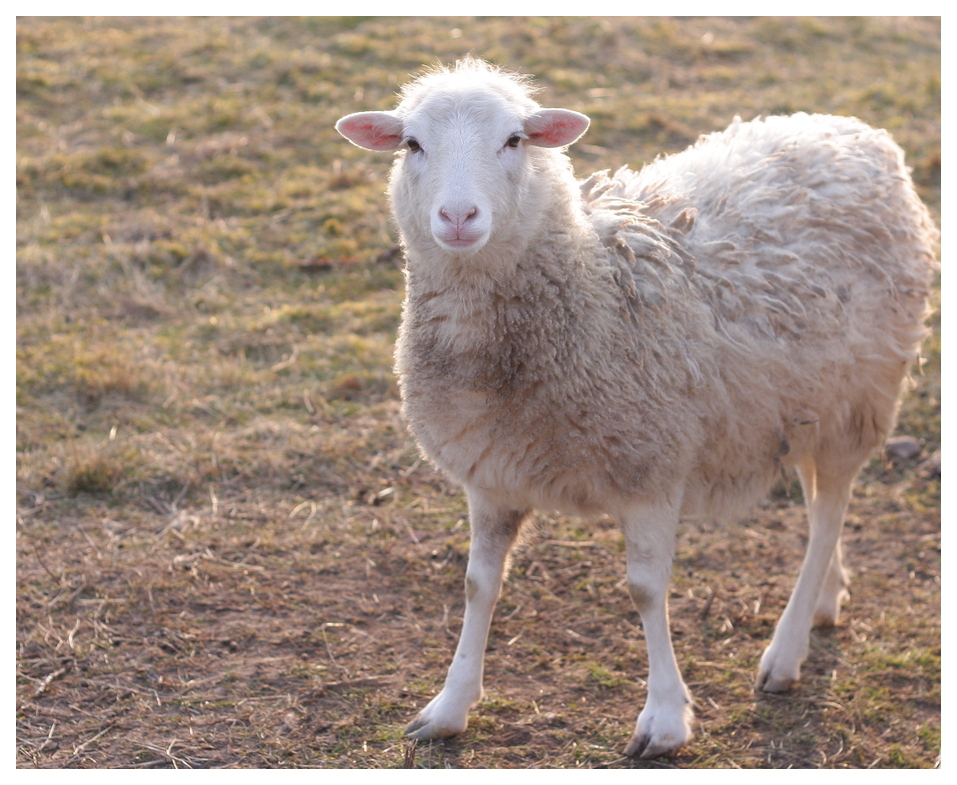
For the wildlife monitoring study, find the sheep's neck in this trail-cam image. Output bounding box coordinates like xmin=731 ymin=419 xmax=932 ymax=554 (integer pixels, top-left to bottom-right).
xmin=401 ymin=199 xmax=603 ymax=396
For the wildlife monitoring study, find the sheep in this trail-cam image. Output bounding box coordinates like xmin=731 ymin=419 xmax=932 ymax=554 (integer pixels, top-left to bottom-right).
xmin=335 ymin=57 xmax=938 ymax=758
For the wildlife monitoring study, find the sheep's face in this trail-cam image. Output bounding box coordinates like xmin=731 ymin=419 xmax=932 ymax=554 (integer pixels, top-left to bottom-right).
xmin=336 ymin=83 xmax=588 ymax=258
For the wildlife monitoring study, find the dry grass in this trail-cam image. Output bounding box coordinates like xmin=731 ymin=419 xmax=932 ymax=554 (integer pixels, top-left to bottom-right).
xmin=17 ymin=17 xmax=939 ymax=768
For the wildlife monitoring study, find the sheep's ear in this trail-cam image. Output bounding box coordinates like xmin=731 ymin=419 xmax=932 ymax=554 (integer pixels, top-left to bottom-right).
xmin=335 ymin=111 xmax=405 ymax=151
xmin=525 ymin=109 xmax=590 ymax=148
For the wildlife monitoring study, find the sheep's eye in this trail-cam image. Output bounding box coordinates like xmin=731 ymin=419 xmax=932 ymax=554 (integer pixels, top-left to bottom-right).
xmin=406 ymin=138 xmax=422 ymax=153
xmin=506 ymin=135 xmax=522 ymax=148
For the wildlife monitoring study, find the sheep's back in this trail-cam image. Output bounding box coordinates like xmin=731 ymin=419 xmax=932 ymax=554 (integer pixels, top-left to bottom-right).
xmin=589 ymin=112 xmax=935 ymax=364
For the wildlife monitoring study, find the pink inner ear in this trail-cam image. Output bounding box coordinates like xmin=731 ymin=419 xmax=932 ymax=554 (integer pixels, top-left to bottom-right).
xmin=529 ymin=121 xmax=573 ymax=146
xmin=526 ymin=109 xmax=589 ymax=148
xmin=336 ymin=112 xmax=404 ymax=151
xmin=350 ymin=121 xmax=400 ymax=149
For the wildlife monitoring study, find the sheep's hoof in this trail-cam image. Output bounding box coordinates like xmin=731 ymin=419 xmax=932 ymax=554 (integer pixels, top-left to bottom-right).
xmin=812 ymin=610 xmax=839 ymax=628
xmin=403 ymin=692 xmax=470 ymax=740
xmin=625 ymin=702 xmax=692 ymax=758
xmin=404 ymin=716 xmax=462 ymax=741
xmin=756 ymin=672 xmax=796 ymax=693
xmin=757 ymin=643 xmax=803 ymax=693
xmin=405 ymin=716 xmax=465 ymax=741
xmin=755 ymin=659 xmax=798 ymax=693
xmin=624 ymin=730 xmax=686 ymax=759
xmin=625 ymin=733 xmax=680 ymax=759
xmin=812 ymin=590 xmax=848 ymax=628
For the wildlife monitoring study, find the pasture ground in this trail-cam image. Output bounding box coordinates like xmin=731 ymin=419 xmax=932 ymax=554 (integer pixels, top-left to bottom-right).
xmin=16 ymin=17 xmax=940 ymax=768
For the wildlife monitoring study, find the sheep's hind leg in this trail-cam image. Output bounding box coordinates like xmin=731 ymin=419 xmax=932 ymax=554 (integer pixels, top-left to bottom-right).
xmin=405 ymin=490 xmax=526 ymax=741
xmin=757 ymin=459 xmax=856 ymax=692
xmin=814 ymin=541 xmax=850 ymax=628
xmin=619 ymin=500 xmax=692 ymax=758
xmin=793 ymin=456 xmax=850 ymax=629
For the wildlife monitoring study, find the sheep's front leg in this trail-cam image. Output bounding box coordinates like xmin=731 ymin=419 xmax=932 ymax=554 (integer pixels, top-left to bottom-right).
xmin=619 ymin=501 xmax=692 ymax=758
xmin=405 ymin=490 xmax=526 ymax=741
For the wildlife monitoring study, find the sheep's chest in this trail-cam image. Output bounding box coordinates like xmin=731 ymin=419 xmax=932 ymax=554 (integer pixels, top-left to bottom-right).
xmin=396 ymin=309 xmax=650 ymax=516
xmin=396 ymin=323 xmax=537 ymax=488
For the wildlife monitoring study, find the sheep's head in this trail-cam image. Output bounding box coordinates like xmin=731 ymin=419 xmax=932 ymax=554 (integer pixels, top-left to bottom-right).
xmin=336 ymin=60 xmax=588 ymax=258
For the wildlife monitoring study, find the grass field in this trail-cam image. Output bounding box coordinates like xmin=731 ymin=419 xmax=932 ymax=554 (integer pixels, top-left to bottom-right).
xmin=16 ymin=17 xmax=940 ymax=768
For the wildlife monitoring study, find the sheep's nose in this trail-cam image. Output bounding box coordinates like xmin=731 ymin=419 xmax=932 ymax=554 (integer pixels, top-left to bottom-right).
xmin=438 ymin=206 xmax=479 ymax=228
xmin=432 ymin=201 xmax=489 ymax=249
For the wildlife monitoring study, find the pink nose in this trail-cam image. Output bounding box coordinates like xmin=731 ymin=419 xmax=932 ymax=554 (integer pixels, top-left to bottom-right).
xmin=438 ymin=206 xmax=479 ymax=234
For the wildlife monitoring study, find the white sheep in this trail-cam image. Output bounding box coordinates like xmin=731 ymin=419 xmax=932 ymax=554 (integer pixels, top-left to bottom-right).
xmin=336 ymin=58 xmax=938 ymax=758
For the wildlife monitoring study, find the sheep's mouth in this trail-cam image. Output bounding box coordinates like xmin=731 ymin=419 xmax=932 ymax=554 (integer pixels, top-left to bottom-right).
xmin=433 ymin=231 xmax=489 ymax=253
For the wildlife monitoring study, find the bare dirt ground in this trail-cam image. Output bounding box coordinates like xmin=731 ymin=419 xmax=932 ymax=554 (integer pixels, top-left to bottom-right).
xmin=15 ymin=404 xmax=941 ymax=769
xmin=17 ymin=17 xmax=939 ymax=768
